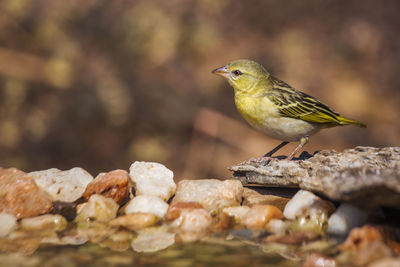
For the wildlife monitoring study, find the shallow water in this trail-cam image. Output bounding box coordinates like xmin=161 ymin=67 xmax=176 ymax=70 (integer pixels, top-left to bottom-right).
xmin=0 ymin=241 xmax=300 ymax=267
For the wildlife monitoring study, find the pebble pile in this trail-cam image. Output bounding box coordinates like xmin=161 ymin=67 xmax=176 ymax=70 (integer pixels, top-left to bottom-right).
xmin=0 ymin=161 xmax=398 ymax=266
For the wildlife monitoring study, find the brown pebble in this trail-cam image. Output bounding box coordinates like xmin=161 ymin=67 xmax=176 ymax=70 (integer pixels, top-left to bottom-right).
xmin=243 ymin=188 xmax=290 ymax=211
xmin=165 ymin=202 xmax=203 ymax=221
xmin=83 ymin=169 xmax=130 ymax=205
xmin=242 ymin=204 xmax=283 ymax=229
xmin=0 ymin=168 xmax=52 ymax=219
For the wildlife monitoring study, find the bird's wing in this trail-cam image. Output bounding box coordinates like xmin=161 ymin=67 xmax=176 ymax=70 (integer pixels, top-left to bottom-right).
xmin=266 ymin=76 xmax=341 ymax=124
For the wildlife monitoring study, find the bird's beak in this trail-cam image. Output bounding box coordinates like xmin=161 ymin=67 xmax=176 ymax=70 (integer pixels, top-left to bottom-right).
xmin=211 ymin=65 xmax=230 ymax=79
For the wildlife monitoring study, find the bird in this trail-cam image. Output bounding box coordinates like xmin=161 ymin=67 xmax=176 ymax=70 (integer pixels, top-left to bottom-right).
xmin=212 ymin=59 xmax=366 ymax=161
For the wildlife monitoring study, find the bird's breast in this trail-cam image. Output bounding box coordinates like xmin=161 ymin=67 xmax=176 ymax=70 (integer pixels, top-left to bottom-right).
xmin=234 ymin=94 xmax=319 ymax=141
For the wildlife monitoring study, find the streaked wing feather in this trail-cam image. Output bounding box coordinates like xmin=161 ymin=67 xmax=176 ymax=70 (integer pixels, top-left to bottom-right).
xmin=267 ymin=77 xmax=341 ymax=124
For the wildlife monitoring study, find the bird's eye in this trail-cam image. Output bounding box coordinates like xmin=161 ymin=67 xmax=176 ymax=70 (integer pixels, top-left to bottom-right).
xmin=232 ymin=70 xmax=242 ymax=76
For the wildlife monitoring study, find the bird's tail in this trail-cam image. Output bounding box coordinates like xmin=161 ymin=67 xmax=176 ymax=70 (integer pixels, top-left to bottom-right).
xmin=337 ymin=116 xmax=366 ymax=127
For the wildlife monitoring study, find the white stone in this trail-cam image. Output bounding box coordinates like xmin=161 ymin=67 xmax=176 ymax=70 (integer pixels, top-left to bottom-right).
xmin=20 ymin=214 xmax=67 ymax=232
xmin=173 ymin=179 xmax=243 ymax=214
xmin=266 ymin=219 xmax=290 ymax=234
xmin=0 ymin=213 xmax=17 ymax=237
xmin=171 ymin=208 xmax=212 ymax=242
xmin=283 ymin=190 xmax=333 ymax=220
xmin=29 ymin=168 xmax=93 ymax=202
xmin=222 ymin=206 xmax=250 ymax=224
xmin=131 ymin=227 xmax=175 ymax=253
xmin=129 ymin=161 xmax=175 ymax=201
xmin=75 ymin=194 xmax=119 ymax=222
xmin=125 ymin=195 xmax=169 ymax=219
xmin=327 ymin=203 xmax=368 ymax=235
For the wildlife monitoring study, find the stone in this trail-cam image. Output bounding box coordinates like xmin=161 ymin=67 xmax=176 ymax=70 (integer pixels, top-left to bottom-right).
xmin=50 ymin=201 xmax=81 ymax=221
xmin=0 ymin=168 xmax=52 ymax=219
xmin=222 ymin=206 xmax=250 ymax=224
xmin=165 ymin=202 xmax=203 ymax=221
xmin=338 ymin=225 xmax=399 ymax=266
xmin=170 ymin=208 xmax=212 ymax=242
xmin=129 ymin=161 xmax=175 ymax=201
xmin=172 ymin=179 xmax=243 ymax=214
xmin=75 ymin=194 xmax=119 ymax=222
xmin=83 ymin=169 xmax=130 ymax=205
xmin=266 ymin=219 xmax=290 ymax=234
xmin=242 ymin=204 xmax=283 ymax=229
xmin=327 ymin=203 xmax=368 ymax=235
xmin=131 ymin=227 xmax=175 ymax=253
xmin=0 ymin=236 xmax=42 ymax=255
xmin=76 ymin=221 xmax=117 ymax=243
xmin=242 ymin=188 xmax=290 ymax=210
xmin=302 ymin=254 xmax=336 ymax=267
xmin=284 ymin=190 xmax=334 ymax=234
xmin=283 ymin=190 xmax=334 ymax=220
xmin=109 ymin=213 xmax=160 ymax=231
xmin=46 ymin=231 xmax=89 ymax=246
xmin=29 ymin=167 xmax=93 ymax=202
xmin=213 ymin=212 xmax=234 ymax=232
xmin=100 ymin=229 xmax=134 ymax=252
xmin=20 ymin=214 xmax=67 ymax=232
xmin=0 ymin=213 xmax=17 ymax=237
xmin=125 ymin=195 xmax=169 ymax=219
xmin=369 ymin=257 xmax=400 ymax=267
xmin=230 ymin=147 xmax=400 ymax=207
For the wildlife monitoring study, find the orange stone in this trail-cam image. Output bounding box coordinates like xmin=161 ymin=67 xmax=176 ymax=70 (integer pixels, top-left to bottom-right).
xmin=165 ymin=202 xmax=203 ymax=221
xmin=83 ymin=169 xmax=130 ymax=205
xmin=242 ymin=204 xmax=283 ymax=229
xmin=0 ymin=168 xmax=52 ymax=219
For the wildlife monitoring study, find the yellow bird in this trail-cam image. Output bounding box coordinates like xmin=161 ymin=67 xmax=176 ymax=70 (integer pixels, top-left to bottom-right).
xmin=212 ymin=59 xmax=366 ymax=160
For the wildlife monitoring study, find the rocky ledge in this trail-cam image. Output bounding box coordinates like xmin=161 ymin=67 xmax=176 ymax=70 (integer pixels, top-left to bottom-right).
xmin=230 ymin=146 xmax=400 ymax=208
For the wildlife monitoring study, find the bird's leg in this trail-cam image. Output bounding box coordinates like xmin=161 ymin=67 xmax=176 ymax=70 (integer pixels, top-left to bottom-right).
xmin=287 ymin=136 xmax=309 ymax=160
xmin=263 ymin=141 xmax=290 ymax=157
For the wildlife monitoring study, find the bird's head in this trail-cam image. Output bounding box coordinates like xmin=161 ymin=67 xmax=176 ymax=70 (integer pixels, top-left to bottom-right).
xmin=212 ymin=59 xmax=270 ymax=94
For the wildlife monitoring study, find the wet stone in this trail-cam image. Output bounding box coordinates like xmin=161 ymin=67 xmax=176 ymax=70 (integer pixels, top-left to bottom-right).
xmin=327 ymin=203 xmax=368 ymax=236
xmin=302 ymin=253 xmax=336 ymax=267
xmin=337 ymin=225 xmax=400 ymax=266
xmin=242 ymin=204 xmax=283 ymax=229
xmin=170 ymin=208 xmax=212 ymax=242
xmin=0 ymin=213 xmax=17 ymax=238
xmin=222 ymin=206 xmax=250 ymax=224
xmin=165 ymin=202 xmax=203 ymax=221
xmin=266 ymin=219 xmax=290 ymax=234
xmin=50 ymin=200 xmax=81 ymax=221
xmin=129 ymin=161 xmax=176 ymax=201
xmin=76 ymin=221 xmax=117 ymax=243
xmin=20 ymin=214 xmax=67 ymax=232
xmin=284 ymin=190 xmax=335 ymax=234
xmin=76 ymin=195 xmax=119 ymax=222
xmin=0 ymin=168 xmax=52 ymax=219
xmin=131 ymin=227 xmax=176 ymax=253
xmin=109 ymin=213 xmax=160 ymax=231
xmin=172 ymin=179 xmax=243 ymax=214
xmin=283 ymin=190 xmax=335 ymax=219
xmin=29 ymin=167 xmax=93 ymax=202
xmin=125 ymin=195 xmax=169 ymax=219
xmin=84 ymin=169 xmax=130 ymax=205
xmin=242 ymin=187 xmax=290 ymax=211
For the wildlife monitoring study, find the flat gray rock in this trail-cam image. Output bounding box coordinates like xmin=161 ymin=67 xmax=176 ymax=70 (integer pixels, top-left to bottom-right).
xmin=230 ymin=147 xmax=400 ymax=208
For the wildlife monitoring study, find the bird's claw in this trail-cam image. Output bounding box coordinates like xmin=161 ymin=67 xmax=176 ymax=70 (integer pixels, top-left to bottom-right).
xmin=241 ymin=156 xmax=272 ymax=165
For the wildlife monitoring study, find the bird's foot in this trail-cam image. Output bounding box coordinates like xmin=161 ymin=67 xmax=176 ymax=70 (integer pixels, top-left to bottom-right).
xmin=240 ymin=156 xmax=273 ymax=165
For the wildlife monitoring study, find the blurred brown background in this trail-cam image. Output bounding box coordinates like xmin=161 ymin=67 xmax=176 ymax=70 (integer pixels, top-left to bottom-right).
xmin=0 ymin=0 xmax=399 ymax=179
